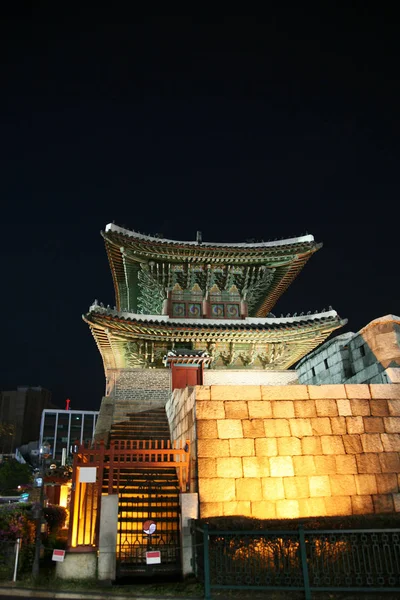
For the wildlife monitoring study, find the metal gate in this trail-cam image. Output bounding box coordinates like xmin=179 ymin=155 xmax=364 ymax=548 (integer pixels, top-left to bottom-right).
xmin=117 ymin=470 xmax=181 ymax=576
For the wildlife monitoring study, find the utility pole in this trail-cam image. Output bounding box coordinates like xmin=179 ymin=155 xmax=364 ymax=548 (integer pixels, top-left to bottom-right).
xmin=32 ymin=441 xmax=51 ymax=578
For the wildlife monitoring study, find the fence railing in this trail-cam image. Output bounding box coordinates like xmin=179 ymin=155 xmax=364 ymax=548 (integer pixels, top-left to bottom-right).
xmin=192 ymin=523 xmax=400 ymax=599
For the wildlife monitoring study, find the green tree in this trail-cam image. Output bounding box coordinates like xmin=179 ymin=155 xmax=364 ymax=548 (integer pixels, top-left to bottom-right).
xmin=0 ymin=460 xmax=33 ymax=494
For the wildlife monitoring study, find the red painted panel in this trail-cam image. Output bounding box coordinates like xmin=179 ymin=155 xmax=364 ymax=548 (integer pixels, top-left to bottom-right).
xmin=171 ymin=365 xmax=203 ymax=390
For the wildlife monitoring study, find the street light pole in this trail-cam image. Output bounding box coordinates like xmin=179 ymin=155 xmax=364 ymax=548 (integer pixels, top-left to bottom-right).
xmin=32 ymin=441 xmax=51 ymax=578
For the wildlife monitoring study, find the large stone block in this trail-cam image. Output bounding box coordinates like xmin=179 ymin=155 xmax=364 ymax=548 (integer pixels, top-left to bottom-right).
xmin=345 ymin=384 xmax=370 ymax=399
xmin=381 ymin=433 xmax=400 ymax=452
xmin=242 ymin=456 xmax=270 ymax=478
xmin=343 ymin=435 xmax=363 ymax=454
xmin=330 ymin=417 xmax=347 ymax=435
xmin=350 ymin=399 xmax=371 ymax=416
xmin=224 ymin=401 xmax=249 ymax=419
xmin=383 ymin=417 xmax=400 ymax=433
xmin=311 ymin=417 xmax=332 ymax=435
xmin=283 ymin=476 xmax=310 ymax=499
xmin=196 ymin=419 xmax=218 ymax=438
xmin=199 ymin=478 xmax=236 ymax=502
xmin=388 ymin=399 xmax=400 ymax=416
xmin=335 ymin=455 xmax=357 ymax=474
xmin=337 ymin=399 xmax=352 ymax=416
xmin=379 ymin=452 xmax=400 ymax=473
xmin=216 ymin=457 xmax=243 ymax=478
xmin=217 ymin=419 xmax=243 ymax=439
xmin=261 ymin=477 xmax=285 ymax=500
xmin=210 ymin=385 xmax=261 ymax=401
xmin=271 ymin=401 xmax=295 ymax=418
xmin=264 ymin=419 xmax=291 ymax=437
xmin=315 ymin=455 xmax=336 ymax=475
xmin=293 ymin=456 xmax=316 ymax=476
xmin=270 ymin=456 xmax=294 ymax=477
xmin=393 ymin=493 xmax=400 ymax=512
xmin=330 ymin=475 xmax=357 ymax=496
xmin=242 ymin=419 xmax=266 ymax=438
xmin=324 ymin=496 xmax=352 ymax=516
xmin=197 ymin=439 xmax=230 ymax=457
xmin=361 ymin=433 xmax=384 ymax=453
xmin=376 ymin=473 xmax=399 ymax=494
xmin=222 ymin=501 xmax=251 ymax=516
xmin=195 ymin=386 xmax=211 ymax=400
xmin=277 ymin=437 xmax=302 ymax=456
xmin=276 ymin=499 xmax=300 ymax=519
xmin=261 ymin=385 xmax=308 ymax=400
xmin=370 ymin=400 xmax=390 ymax=416
xmin=251 ymin=500 xmax=277 ymax=519
xmin=301 ymin=437 xmax=323 ymax=455
xmin=346 ymin=416 xmax=364 ymax=434
xmin=363 ymin=417 xmax=385 ymax=433
xmin=351 ymin=495 xmax=374 ymax=515
xmin=236 ymin=478 xmax=262 ymax=501
xmin=356 ymin=453 xmax=382 ymax=473
xmin=196 ymin=401 xmax=225 ymax=420
xmin=198 ymin=458 xmax=217 ymax=478
xmin=247 ymin=401 xmax=272 ymax=419
xmin=229 ymin=438 xmax=255 ymax=456
xmin=309 ymin=385 xmax=346 ymax=399
xmin=315 ymin=399 xmax=338 ymax=417
xmin=309 ymin=476 xmax=331 ymax=497
xmin=255 ymin=438 xmax=278 ymax=457
xmin=289 ymin=418 xmax=313 ymax=437
xmin=200 ymin=502 xmax=223 ymax=518
xmin=370 ymin=384 xmax=400 ymax=400
xmin=321 ymin=436 xmax=345 ymax=455
xmin=298 ymin=498 xmax=326 ymax=517
xmin=372 ymin=494 xmax=394 ymax=513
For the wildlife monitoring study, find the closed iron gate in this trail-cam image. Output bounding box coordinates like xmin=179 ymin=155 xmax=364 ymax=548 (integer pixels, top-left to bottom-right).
xmin=117 ymin=470 xmax=181 ymax=576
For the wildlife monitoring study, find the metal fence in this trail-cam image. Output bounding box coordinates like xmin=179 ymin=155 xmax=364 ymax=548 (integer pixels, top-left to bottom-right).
xmin=192 ymin=523 xmax=400 ymax=599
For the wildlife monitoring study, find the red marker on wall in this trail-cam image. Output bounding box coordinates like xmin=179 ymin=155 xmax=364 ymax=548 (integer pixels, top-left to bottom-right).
xmin=65 ymin=398 xmax=71 ymax=410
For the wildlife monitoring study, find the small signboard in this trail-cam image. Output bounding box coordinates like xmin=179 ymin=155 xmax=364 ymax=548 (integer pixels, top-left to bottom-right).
xmin=146 ymin=550 xmax=161 ymax=565
xmin=52 ymin=549 xmax=65 ymax=562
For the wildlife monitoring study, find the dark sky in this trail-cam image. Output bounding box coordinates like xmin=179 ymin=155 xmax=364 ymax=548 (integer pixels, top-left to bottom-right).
xmin=1 ymin=7 xmax=399 ymax=410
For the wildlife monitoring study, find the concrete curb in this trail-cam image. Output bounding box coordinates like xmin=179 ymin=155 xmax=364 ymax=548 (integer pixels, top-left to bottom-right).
xmin=0 ymin=586 xmax=202 ymax=600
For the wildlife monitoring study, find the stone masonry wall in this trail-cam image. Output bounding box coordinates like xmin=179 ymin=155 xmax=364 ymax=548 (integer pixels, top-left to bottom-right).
xmin=204 ymin=370 xmax=298 ymax=386
xmin=194 ymin=383 xmax=400 ymax=519
xmin=166 ymin=387 xmax=197 ymax=491
xmin=106 ymin=368 xmax=170 ymax=405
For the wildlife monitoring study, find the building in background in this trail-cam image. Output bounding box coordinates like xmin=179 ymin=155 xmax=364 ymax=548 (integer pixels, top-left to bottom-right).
xmin=296 ymin=314 xmax=400 ymax=385
xmin=0 ymin=386 xmax=53 ymax=453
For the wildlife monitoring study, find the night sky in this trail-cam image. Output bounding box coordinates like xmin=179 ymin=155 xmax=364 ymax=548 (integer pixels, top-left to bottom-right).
xmin=1 ymin=8 xmax=399 ymax=411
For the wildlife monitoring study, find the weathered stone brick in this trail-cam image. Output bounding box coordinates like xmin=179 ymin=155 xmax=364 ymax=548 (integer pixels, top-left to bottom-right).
xmin=224 ymin=401 xmax=249 ymax=419
xmin=197 ymin=439 xmax=229 ymax=457
xmin=200 ymin=502 xmax=223 ymax=518
xmin=264 ymin=419 xmax=291 ymax=437
xmin=261 ymin=385 xmax=309 ymax=400
xmin=388 ymin=399 xmax=400 ymax=416
xmin=195 ymin=386 xmax=211 ymax=400
xmin=330 ymin=475 xmax=356 ymax=496
xmin=361 ymin=433 xmax=384 ymax=453
xmin=346 ymin=416 xmax=364 ymax=434
xmin=383 ymin=417 xmax=400 ymax=433
xmin=311 ymin=417 xmax=332 ymax=435
xmin=196 ymin=401 xmax=225 ymax=420
xmin=337 ymin=399 xmax=352 ymax=416
xmin=301 ymin=437 xmax=322 ymax=455
xmin=315 ymin=399 xmax=339 ymax=417
xmin=345 ymin=384 xmax=370 ymax=399
xmin=211 ymin=385 xmax=261 ymax=401
xmin=236 ymin=478 xmax=262 ymax=501
xmin=376 ymin=473 xmax=399 ymax=494
xmin=350 ymin=399 xmax=370 ymax=416
xmin=229 ymin=439 xmax=255 ymax=456
xmin=370 ymin=400 xmax=389 ymax=416
xmin=293 ymin=456 xmax=316 ymax=476
xmin=309 ymin=476 xmax=331 ymax=497
xmin=217 ymin=419 xmax=243 ymax=439
xmin=370 ymin=384 xmax=400 ymax=400
xmin=381 ymin=433 xmax=400 ymax=452
xmin=251 ymin=500 xmax=276 ymax=519
xmin=242 ymin=419 xmax=265 ymax=438
xmin=270 ymin=456 xmax=294 ymax=477
xmin=321 ymin=436 xmax=345 ymax=455
xmin=379 ymin=452 xmax=400 ymax=473
xmin=343 ymin=435 xmax=363 ymax=454
xmin=309 ymin=385 xmax=346 ymax=399
xmin=315 ymin=455 xmax=337 ymax=474
xmin=294 ymin=400 xmax=317 ymax=418
xmin=277 ymin=437 xmax=302 ymax=456
xmin=283 ymin=476 xmax=310 ymax=499
xmin=198 ymin=458 xmax=217 ymax=478
xmin=242 ymin=457 xmax=270 ymax=478
xmin=393 ymin=493 xmax=400 ymax=512
xmin=222 ymin=501 xmax=251 ymax=516
xmin=351 ymin=495 xmax=374 ymax=515
xmin=247 ymin=401 xmax=272 ymax=419
xmin=216 ymin=457 xmax=243 ymax=478
xmin=276 ymin=499 xmax=300 ymax=519
xmin=372 ymin=494 xmax=394 ymax=513
xmin=298 ymin=498 xmax=326 ymax=517
xmin=199 ymin=478 xmax=236 ymax=502
xmin=324 ymin=496 xmax=352 ymax=516
xmin=255 ymin=438 xmax=278 ymax=457
xmin=335 ymin=455 xmax=357 ymax=474
xmin=272 ymin=401 xmax=295 ymax=419
xmin=356 ymin=453 xmax=382 ymax=473
xmin=261 ymin=477 xmax=285 ymax=500
xmin=363 ymin=417 xmax=385 ymax=433
xmin=330 ymin=417 xmax=347 ymax=435
xmin=196 ymin=419 xmax=218 ymax=438
xmin=289 ymin=418 xmax=313 ymax=437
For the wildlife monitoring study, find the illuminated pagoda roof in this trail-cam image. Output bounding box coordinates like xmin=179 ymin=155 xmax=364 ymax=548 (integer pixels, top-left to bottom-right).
xmin=83 ymin=304 xmax=346 ymax=371
xmin=102 ymin=223 xmax=322 ymax=317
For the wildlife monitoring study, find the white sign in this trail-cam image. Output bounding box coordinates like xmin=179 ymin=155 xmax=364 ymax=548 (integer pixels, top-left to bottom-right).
xmin=146 ymin=550 xmax=161 ymax=565
xmin=78 ymin=467 xmax=97 ymax=483
xmin=52 ymin=549 xmax=65 ymax=562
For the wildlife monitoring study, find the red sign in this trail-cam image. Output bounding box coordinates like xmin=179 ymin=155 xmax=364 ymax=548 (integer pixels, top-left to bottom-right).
xmin=52 ymin=549 xmax=65 ymax=562
xmin=146 ymin=550 xmax=161 ymax=564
